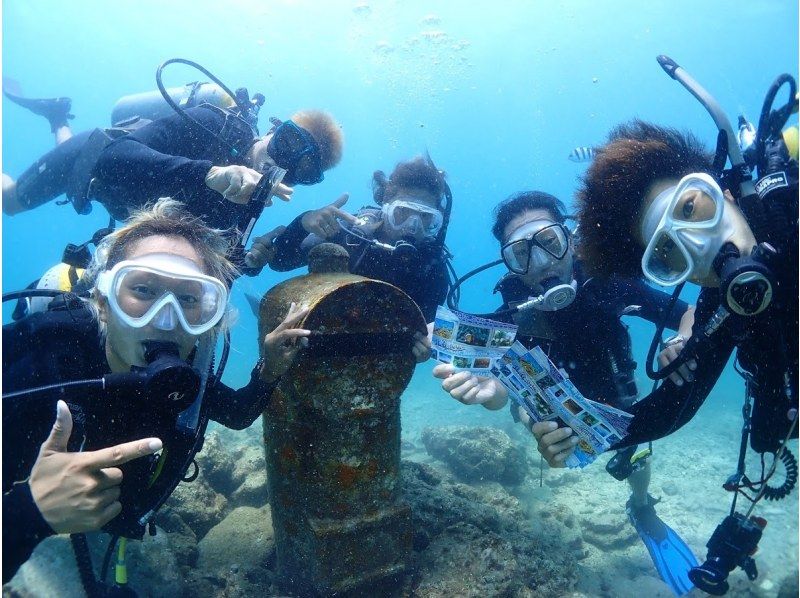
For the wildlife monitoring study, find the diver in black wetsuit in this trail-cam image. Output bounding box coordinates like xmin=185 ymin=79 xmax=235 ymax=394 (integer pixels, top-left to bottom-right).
xmin=576 ymin=113 xmax=798 ymax=595
xmin=2 ymin=199 xmax=310 ymax=584
xmin=434 ymin=190 xmax=700 ymax=594
xmin=576 ymin=118 xmax=798 ymax=451
xmin=270 ymin=155 xmax=453 ymax=327
xmin=2 ymin=89 xmax=343 ymax=274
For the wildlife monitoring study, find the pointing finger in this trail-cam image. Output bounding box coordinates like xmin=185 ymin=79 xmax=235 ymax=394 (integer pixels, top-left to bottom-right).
xmin=331 ymin=194 xmax=349 ymax=209
xmin=85 ymin=438 xmax=163 ymax=470
xmin=333 ymin=209 xmax=358 ymax=224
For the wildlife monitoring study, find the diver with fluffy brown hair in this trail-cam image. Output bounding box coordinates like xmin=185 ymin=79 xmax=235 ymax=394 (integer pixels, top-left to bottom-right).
xmin=269 ymin=155 xmax=454 ymax=361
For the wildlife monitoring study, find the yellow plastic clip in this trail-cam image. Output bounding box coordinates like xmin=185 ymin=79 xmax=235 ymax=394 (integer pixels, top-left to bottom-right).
xmin=115 ymin=537 xmax=129 ymax=585
xmin=630 ymin=446 xmax=652 ymax=465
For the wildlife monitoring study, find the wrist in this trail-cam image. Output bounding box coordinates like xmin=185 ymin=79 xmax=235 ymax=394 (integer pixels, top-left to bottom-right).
xmin=256 ymin=357 xmax=281 ymax=384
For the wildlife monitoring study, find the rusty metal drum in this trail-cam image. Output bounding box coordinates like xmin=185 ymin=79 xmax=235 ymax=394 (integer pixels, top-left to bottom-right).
xmin=257 ymin=245 xmax=426 ymax=596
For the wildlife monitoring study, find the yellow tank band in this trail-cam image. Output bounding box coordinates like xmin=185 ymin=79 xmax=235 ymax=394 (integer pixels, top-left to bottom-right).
xmin=782 ymin=125 xmax=798 ymax=160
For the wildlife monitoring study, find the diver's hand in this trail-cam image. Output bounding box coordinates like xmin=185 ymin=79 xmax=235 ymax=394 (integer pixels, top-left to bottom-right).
xmin=658 ymin=305 xmax=697 ymax=386
xmin=245 ymin=225 xmax=287 ymax=269
xmin=300 ymin=194 xmax=356 ymax=238
xmin=206 ymin=165 xmax=294 ymax=205
xmin=29 ymin=401 xmax=163 ymax=534
xmin=530 ymin=419 xmax=578 ymax=468
xmin=261 ymin=302 xmax=311 ymax=382
xmin=205 ymin=165 xmax=263 ymax=204
xmin=271 ymin=182 xmax=293 ymax=203
xmin=658 ymin=335 xmax=697 ymax=386
xmin=432 ymin=363 xmax=508 ymax=410
xmin=411 ymin=326 xmax=432 ymax=363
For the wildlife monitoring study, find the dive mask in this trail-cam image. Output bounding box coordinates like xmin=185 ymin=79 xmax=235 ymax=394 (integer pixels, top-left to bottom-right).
xmin=267 ymin=119 xmax=324 ymax=185
xmin=382 ymin=198 xmax=444 ymax=240
xmin=641 ymin=173 xmax=736 ymax=286
xmin=95 ymin=253 xmax=228 ymax=336
xmin=501 ymin=220 xmax=570 ymax=275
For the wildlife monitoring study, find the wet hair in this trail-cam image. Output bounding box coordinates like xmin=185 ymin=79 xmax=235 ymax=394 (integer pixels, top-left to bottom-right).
xmin=93 ymin=197 xmax=237 ymax=284
xmin=576 ymin=119 xmax=713 ymax=278
xmin=492 ymin=191 xmax=567 ymax=242
xmin=290 ymin=110 xmax=344 ymax=171
xmin=372 ymin=156 xmax=447 ymax=207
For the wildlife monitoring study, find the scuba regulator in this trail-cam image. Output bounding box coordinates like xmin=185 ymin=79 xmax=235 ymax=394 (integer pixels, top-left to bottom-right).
xmin=652 ymin=56 xmax=799 ymax=596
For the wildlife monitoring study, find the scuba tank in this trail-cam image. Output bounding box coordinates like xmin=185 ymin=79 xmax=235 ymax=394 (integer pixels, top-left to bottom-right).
xmin=111 ymin=82 xmax=235 ymax=127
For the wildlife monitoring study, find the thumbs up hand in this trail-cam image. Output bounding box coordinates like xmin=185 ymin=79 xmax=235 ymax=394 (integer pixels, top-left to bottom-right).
xmin=300 ymin=194 xmax=356 ymax=238
xmin=28 ymin=401 xmax=163 ymax=534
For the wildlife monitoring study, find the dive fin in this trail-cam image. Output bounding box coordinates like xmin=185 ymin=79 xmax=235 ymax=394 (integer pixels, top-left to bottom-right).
xmin=627 ymin=495 xmax=698 ymax=596
xmin=3 ymin=81 xmax=74 ymax=131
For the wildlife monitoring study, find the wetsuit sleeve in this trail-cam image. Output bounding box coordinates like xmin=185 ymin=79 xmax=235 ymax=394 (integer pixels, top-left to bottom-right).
xmin=270 ymin=214 xmax=345 ymax=272
xmin=268 ymin=213 xmax=314 ymax=271
xmin=3 ymin=482 xmax=55 ymax=582
xmin=619 ymin=278 xmax=689 ymax=330
xmin=205 ymin=367 xmax=281 ymax=430
xmin=610 ymin=314 xmax=735 ymax=448
xmin=94 ymin=107 xmax=230 ymax=209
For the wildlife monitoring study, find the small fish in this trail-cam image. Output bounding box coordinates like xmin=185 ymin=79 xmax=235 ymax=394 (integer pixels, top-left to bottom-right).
xmin=568 ymin=147 xmax=596 ymax=163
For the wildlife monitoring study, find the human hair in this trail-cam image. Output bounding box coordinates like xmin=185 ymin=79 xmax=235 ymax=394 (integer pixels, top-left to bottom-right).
xmin=371 ymin=155 xmax=447 ymax=207
xmin=87 ymin=198 xmax=237 ymax=332
xmin=492 ymin=191 xmax=567 ymax=242
xmin=290 ymin=110 xmax=344 ymax=171
xmin=576 ymin=119 xmax=713 ymax=278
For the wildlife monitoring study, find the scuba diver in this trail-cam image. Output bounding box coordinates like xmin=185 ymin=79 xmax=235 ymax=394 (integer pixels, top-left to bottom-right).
xmin=2 ymin=59 xmax=344 ymax=275
xmin=2 ymin=198 xmax=310 ymax=590
xmin=575 ymin=58 xmax=798 ymax=595
xmin=269 ymin=155 xmax=454 ymax=360
xmin=435 ymin=190 xmax=699 ymax=596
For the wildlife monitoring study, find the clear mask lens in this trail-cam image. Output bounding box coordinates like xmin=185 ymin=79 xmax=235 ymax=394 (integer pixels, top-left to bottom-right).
xmin=97 ymin=254 xmax=228 ymax=335
xmin=644 ymin=231 xmax=691 ymax=284
xmin=501 ymin=223 xmax=569 ymax=274
xmin=384 ymin=200 xmax=443 ymax=237
xmin=641 ymin=173 xmax=727 ymax=286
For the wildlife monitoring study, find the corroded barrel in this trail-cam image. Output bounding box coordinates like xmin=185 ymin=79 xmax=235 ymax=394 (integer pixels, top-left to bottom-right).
xmin=258 ymin=246 xmax=425 ymax=596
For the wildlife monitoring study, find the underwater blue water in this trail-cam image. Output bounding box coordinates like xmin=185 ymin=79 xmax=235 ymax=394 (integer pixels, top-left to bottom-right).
xmin=4 ymin=0 xmax=797 ymax=403
xmin=2 ymin=3 xmax=798 ymax=582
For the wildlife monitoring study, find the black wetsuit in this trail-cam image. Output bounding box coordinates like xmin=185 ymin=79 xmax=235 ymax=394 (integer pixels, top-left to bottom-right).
xmin=270 ymin=209 xmax=450 ymax=322
xmin=495 ymin=268 xmax=688 ymax=413
xmin=618 ymin=231 xmax=799 ymax=453
xmin=14 ymin=104 xmax=256 ymax=231
xmin=2 ymin=304 xmax=277 ymax=581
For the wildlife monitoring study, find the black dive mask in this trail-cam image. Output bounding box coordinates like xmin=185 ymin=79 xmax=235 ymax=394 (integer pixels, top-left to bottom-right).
xmin=267 ymin=119 xmax=324 ymax=185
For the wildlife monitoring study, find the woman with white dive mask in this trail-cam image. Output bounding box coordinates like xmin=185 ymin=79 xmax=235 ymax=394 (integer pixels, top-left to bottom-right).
xmin=96 ymin=253 xmax=228 ymax=337
xmin=500 ymin=218 xmax=577 ymax=311
xmin=640 ymin=172 xmax=756 ymax=287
